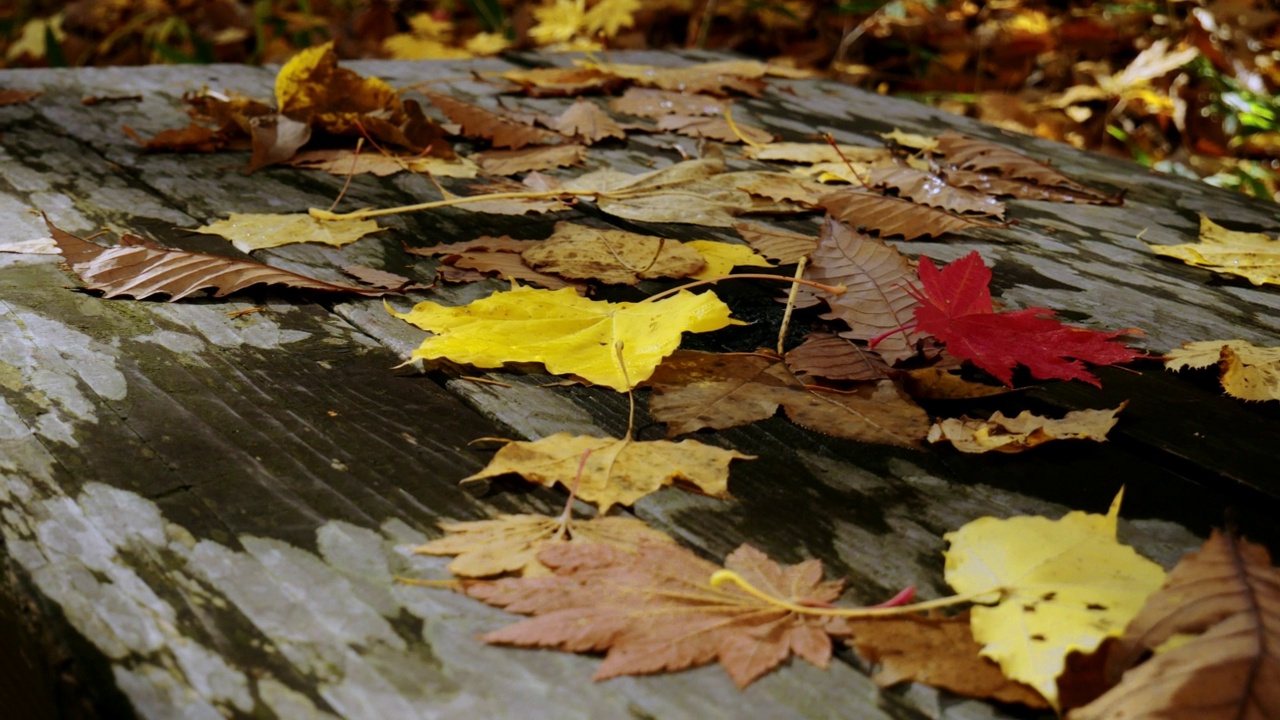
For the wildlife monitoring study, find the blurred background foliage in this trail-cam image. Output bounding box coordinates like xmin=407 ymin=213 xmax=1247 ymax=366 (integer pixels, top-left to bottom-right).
xmin=3 ymin=0 xmax=1279 ymax=200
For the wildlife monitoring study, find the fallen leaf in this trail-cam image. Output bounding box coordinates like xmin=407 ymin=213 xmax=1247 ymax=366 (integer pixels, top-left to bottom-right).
xmin=124 ymin=122 xmax=225 ymax=153
xmin=287 ymin=149 xmax=480 ymax=178
xmin=784 ymin=333 xmax=890 ymax=382
xmin=406 ymin=236 xmax=541 ymax=257
xmin=648 ymin=350 xmax=930 ymax=448
xmin=521 ymin=222 xmax=706 ymax=285
xmin=868 ymin=166 xmax=1006 ymax=218
xmin=820 ymin=189 xmax=991 ymax=241
xmin=462 ymin=434 xmax=752 ymax=513
xmin=1070 ymin=530 xmax=1280 ymax=720
xmin=804 ymin=216 xmax=924 ymax=364
xmin=928 ymin=404 xmax=1126 ymax=453
xmin=900 ymin=368 xmax=1014 ymax=400
xmin=732 ymin=172 xmax=829 ymax=206
xmin=942 ymin=169 xmax=1121 ymax=204
xmin=1149 ymin=215 xmax=1280 ymax=286
xmin=594 ymin=172 xmax=807 ymax=227
xmin=880 ymin=129 xmax=938 ymax=152
xmin=247 ymin=114 xmax=312 ymax=172
xmin=912 ymin=252 xmax=1143 ymax=386
xmin=194 ymin=213 xmax=382 ymax=253
xmin=498 ymin=67 xmax=623 ymax=97
xmin=390 ymin=285 xmax=741 ymax=391
xmin=1165 ymin=338 xmax=1280 ymax=402
xmin=546 ymin=100 xmax=626 ymax=143
xmin=733 ymin=222 xmax=817 ymax=263
xmin=848 ymin=612 xmax=1049 ymax=708
xmin=45 ymin=217 xmax=387 ymax=302
xmin=684 ymin=240 xmax=773 ymax=279
xmin=944 ymin=491 xmax=1167 ymax=708
xmin=473 ymin=144 xmax=588 ymax=175
xmin=414 ymin=513 xmax=674 ymax=577
xmin=588 ymin=60 xmax=768 ymax=96
xmin=425 ymin=90 xmax=562 ymax=149
xmin=655 ymin=114 xmax=774 ymax=145
xmin=0 ymin=88 xmax=41 ymax=106
xmin=341 ymin=265 xmax=429 ymax=292
xmin=935 ymin=131 xmax=1117 ymax=202
xmin=608 ymin=88 xmax=728 ymax=118
xmin=468 ymin=542 xmax=846 ymax=687
xmin=743 ymin=142 xmax=891 ymax=164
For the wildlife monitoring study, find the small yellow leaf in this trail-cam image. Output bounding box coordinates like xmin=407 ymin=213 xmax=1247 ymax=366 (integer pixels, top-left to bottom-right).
xmin=1149 ymin=215 xmax=1280 ymax=286
xmin=1166 ymin=339 xmax=1280 ymax=402
xmin=943 ymin=490 xmax=1166 ymax=708
xmin=194 ymin=213 xmax=383 ymax=253
xmin=685 ymin=240 xmax=773 ymax=279
xmin=462 ymin=433 xmax=753 ymax=513
xmin=390 ymin=285 xmax=742 ymax=391
xmin=530 ymin=0 xmax=587 ymax=45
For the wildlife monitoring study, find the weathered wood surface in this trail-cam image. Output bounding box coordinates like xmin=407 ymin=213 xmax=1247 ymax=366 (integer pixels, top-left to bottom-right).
xmin=0 ymin=50 xmax=1277 ymax=719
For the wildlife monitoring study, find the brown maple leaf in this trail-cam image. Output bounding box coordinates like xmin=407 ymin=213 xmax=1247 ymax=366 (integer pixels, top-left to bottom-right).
xmin=1071 ymin=530 xmax=1280 ymax=720
xmin=819 ymin=188 xmax=992 ymax=241
xmin=647 ymin=350 xmax=930 ymax=448
xmin=425 ymin=90 xmax=561 ymax=149
xmin=468 ymin=542 xmax=849 ymax=688
xmin=45 ymin=217 xmax=388 ymax=301
xmin=804 ymin=216 xmax=925 ymax=364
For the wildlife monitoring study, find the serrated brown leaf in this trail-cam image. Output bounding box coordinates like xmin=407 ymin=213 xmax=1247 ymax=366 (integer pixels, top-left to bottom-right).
xmin=414 ymin=513 xmax=674 ymax=577
xmin=521 ymin=222 xmax=705 ymax=285
xmin=785 ymin=333 xmax=889 ymax=382
xmin=732 ymin=173 xmax=827 ymax=206
xmin=733 ymin=222 xmax=818 ymax=263
xmin=820 ymin=189 xmax=991 ymax=241
xmin=868 ymin=166 xmax=1006 ymax=218
xmin=1071 ymin=530 xmax=1280 ymax=720
xmin=654 ymin=114 xmax=774 ymax=145
xmin=45 ymin=217 xmax=387 ymax=301
xmin=425 ymin=90 xmax=561 ymax=149
xmin=804 ymin=217 xmax=924 ymax=364
xmin=497 ymin=67 xmax=622 ymax=97
xmin=473 ymin=144 xmax=588 ymax=175
xmin=608 ymin=88 xmax=728 ymax=118
xmin=468 ymin=542 xmax=848 ymax=688
xmin=935 ymin=131 xmax=1119 ymax=203
xmin=848 ymin=612 xmax=1049 ymax=709
xmin=648 ymin=350 xmax=929 ymax=448
xmin=942 ymin=169 xmax=1119 ymax=204
xmin=546 ymin=100 xmax=627 ymax=143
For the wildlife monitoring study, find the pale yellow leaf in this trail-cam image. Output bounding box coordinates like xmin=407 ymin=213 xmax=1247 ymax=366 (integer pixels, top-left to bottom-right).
xmin=194 ymin=213 xmax=383 ymax=253
xmin=1149 ymin=215 xmax=1280 ymax=286
xmin=927 ymin=404 xmax=1125 ymax=453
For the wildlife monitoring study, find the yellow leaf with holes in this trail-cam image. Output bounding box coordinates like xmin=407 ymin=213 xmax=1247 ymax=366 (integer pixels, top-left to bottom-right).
xmin=462 ymin=434 xmax=753 ymax=513
xmin=390 ymin=285 xmax=741 ymax=391
xmin=943 ymin=490 xmax=1165 ymax=708
xmin=194 ymin=213 xmax=383 ymax=253
xmin=685 ymin=240 xmax=774 ymax=279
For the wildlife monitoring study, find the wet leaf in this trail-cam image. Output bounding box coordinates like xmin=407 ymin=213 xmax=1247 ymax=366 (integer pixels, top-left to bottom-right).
xmin=609 ymin=87 xmax=728 ymax=118
xmin=869 ymin=166 xmax=1006 ymax=218
xmin=520 ymin=222 xmax=706 ymax=285
xmin=1149 ymin=215 xmax=1280 ymax=286
xmin=1165 ymin=338 xmax=1280 ymax=402
xmin=684 ymin=240 xmax=773 ymax=279
xmin=194 ymin=213 xmax=383 ymax=253
xmin=473 ymin=144 xmax=588 ymax=175
xmin=820 ymin=188 xmax=991 ymax=241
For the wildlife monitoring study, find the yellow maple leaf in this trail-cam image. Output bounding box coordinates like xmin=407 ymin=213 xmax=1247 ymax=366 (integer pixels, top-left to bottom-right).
xmin=943 ymin=490 xmax=1166 ymax=708
xmin=530 ymin=0 xmax=587 ymax=45
xmin=390 ymin=285 xmax=741 ymax=391
xmin=462 ymin=433 xmax=753 ymax=513
xmin=1149 ymin=215 xmax=1280 ymax=286
xmin=275 ymin=42 xmax=400 ymax=120
xmin=685 ymin=240 xmax=774 ymax=279
xmin=583 ymin=0 xmax=641 ymax=37
xmin=194 ymin=213 xmax=382 ymax=253
xmin=1165 ymin=339 xmax=1280 ymax=402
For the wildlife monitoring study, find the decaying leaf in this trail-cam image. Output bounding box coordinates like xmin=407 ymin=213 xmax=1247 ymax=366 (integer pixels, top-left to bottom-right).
xmin=287 ymin=149 xmax=480 ymax=178
xmin=591 ymin=172 xmax=808 ymax=227
xmin=194 ymin=213 xmax=382 ymax=253
xmin=1070 ymin=530 xmax=1280 ymax=720
xmin=468 ymin=542 xmax=847 ymax=687
xmin=784 ymin=333 xmax=890 ymax=382
xmin=413 ymin=513 xmax=674 ymax=577
xmin=473 ymin=144 xmax=588 ymax=175
xmin=944 ymin=491 xmax=1167 ymax=708
xmin=1165 ymin=338 xmax=1280 ymax=402
xmin=608 ymin=87 xmax=728 ymax=118
xmin=848 ymin=612 xmax=1049 ymax=708
xmin=820 ymin=188 xmax=991 ymax=241
xmin=648 ymin=350 xmax=930 ymax=448
xmin=462 ymin=434 xmax=752 ymax=513
xmin=425 ymin=90 xmax=561 ymax=149
xmin=45 ymin=217 xmax=388 ymax=301
xmin=868 ymin=166 xmax=1006 ymax=218
xmin=1149 ymin=215 xmax=1280 ymax=286
xmin=654 ymin=114 xmax=774 ymax=145
xmin=805 ymin=216 xmax=924 ymax=364
xmin=546 ymin=99 xmax=626 ymax=143
xmin=733 ymin=222 xmax=817 ymax=263
xmin=520 ymin=222 xmax=706 ymax=285
xmin=928 ymin=404 xmax=1126 ymax=453
xmin=683 ymin=240 xmax=772 ymax=279
xmin=390 ymin=286 xmax=740 ymax=391
xmin=913 ymin=252 xmax=1142 ymax=387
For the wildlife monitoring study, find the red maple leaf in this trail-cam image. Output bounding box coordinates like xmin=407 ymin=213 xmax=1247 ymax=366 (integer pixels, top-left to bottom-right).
xmin=910 ymin=252 xmax=1141 ymax=387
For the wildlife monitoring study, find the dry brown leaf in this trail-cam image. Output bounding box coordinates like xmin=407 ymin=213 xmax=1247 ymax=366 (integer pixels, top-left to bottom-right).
xmin=1071 ymin=530 xmax=1280 ymax=720
xmin=413 ymin=513 xmax=674 ymax=577
xmin=425 ymin=90 xmax=561 ymax=149
xmin=497 ymin=67 xmax=623 ymax=97
xmin=123 ymin=122 xmax=227 ymax=153
xmin=648 ymin=350 xmax=929 ymax=448
xmin=473 ymin=144 xmax=588 ymax=175
xmin=342 ymin=264 xmax=430 ymax=292
xmin=654 ymin=114 xmax=774 ymax=145
xmin=849 ymin=612 xmax=1050 ymax=709
xmin=468 ymin=542 xmax=848 ymax=688
xmin=928 ymin=404 xmax=1126 ymax=454
xmin=608 ymin=88 xmax=728 ymax=118
xmin=900 ymin=368 xmax=1014 ymax=400
xmin=247 ymin=114 xmax=313 ymax=172
xmin=287 ymin=149 xmax=480 ymax=178
xmin=742 ymin=142 xmax=891 ymax=165
xmin=45 ymin=217 xmax=387 ymax=302
xmin=731 ymin=172 xmax=827 ymax=206
xmin=591 ymin=171 xmax=808 ymax=227
xmin=942 ymin=169 xmax=1118 ymax=204
xmin=732 ymin=222 xmax=818 ymax=263
xmin=546 ymin=100 xmax=626 ymax=143
xmin=868 ymin=166 xmax=1006 ymax=218
xmin=591 ymin=60 xmax=768 ymax=96
xmin=820 ymin=188 xmax=991 ymax=241
xmin=935 ymin=131 xmax=1119 ymax=203
xmin=785 ymin=333 xmax=890 ymax=382
xmin=447 ymin=251 xmax=586 ymax=293
xmin=406 ymin=235 xmax=541 ymax=257
xmin=461 ymin=433 xmax=752 ymax=513
xmin=804 ymin=216 xmax=924 ymax=364
xmin=521 ymin=222 xmax=705 ymax=285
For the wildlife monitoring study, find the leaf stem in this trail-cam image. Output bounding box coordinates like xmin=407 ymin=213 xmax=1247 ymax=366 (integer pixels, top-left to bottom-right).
xmin=642 ymin=273 xmax=845 ymax=304
xmin=310 ymin=189 xmax=568 ymax=221
xmin=777 ymin=256 xmax=807 ymax=355
xmin=710 ymin=569 xmax=1002 ymax=618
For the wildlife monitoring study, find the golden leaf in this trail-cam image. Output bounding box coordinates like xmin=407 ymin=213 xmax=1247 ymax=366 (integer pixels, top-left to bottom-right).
xmin=1149 ymin=215 xmax=1280 ymax=286
xmin=1165 ymin=339 xmax=1280 ymax=402
xmin=927 ymin=404 xmax=1126 ymax=453
xmin=194 ymin=213 xmax=382 ymax=253
xmin=684 ymin=240 xmax=773 ymax=279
